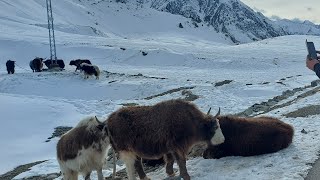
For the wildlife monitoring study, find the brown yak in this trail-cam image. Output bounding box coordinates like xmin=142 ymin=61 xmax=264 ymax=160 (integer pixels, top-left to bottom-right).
xmin=203 ymin=116 xmax=294 ymax=159
xmin=105 ymin=99 xmax=225 ymax=180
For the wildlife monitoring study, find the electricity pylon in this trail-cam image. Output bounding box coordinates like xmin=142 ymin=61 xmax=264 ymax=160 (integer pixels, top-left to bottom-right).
xmin=46 ymin=0 xmax=57 ymax=66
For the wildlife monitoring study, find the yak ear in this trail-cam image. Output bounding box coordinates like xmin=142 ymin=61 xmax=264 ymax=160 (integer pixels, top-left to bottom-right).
xmin=95 ymin=116 xmax=106 ymax=131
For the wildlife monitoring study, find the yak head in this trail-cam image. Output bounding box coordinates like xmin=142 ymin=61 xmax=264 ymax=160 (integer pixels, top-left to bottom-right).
xmin=206 ymin=108 xmax=225 ymax=145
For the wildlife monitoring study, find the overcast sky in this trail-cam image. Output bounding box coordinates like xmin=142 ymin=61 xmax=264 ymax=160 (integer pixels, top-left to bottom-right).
xmin=241 ymin=0 xmax=320 ymax=24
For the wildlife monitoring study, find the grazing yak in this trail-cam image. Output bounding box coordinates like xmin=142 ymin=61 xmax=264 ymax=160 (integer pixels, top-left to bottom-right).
xmin=44 ymin=59 xmax=65 ymax=69
xmin=105 ymin=99 xmax=225 ymax=180
xmin=29 ymin=57 xmax=44 ymax=72
xmin=69 ymin=59 xmax=92 ymax=72
xmin=203 ymin=116 xmax=294 ymax=159
xmin=6 ymin=60 xmax=15 ymax=74
xmin=80 ymin=63 xmax=100 ymax=79
xmin=56 ymin=116 xmax=110 ymax=180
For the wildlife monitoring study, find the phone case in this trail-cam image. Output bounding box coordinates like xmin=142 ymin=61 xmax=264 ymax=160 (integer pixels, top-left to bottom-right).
xmin=306 ymin=40 xmax=318 ymax=59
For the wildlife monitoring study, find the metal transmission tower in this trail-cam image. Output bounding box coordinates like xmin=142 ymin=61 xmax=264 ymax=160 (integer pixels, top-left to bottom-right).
xmin=46 ymin=0 xmax=57 ymax=66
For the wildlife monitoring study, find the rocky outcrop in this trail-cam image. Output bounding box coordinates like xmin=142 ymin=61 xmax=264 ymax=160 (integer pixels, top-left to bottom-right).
xmin=147 ymin=0 xmax=287 ymax=43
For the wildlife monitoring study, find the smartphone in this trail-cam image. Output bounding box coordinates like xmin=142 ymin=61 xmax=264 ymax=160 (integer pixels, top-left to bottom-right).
xmin=306 ymin=39 xmax=318 ymax=60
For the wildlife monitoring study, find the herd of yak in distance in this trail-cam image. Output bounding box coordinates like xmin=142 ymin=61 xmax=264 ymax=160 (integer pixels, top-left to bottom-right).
xmin=5 ymin=58 xmax=100 ymax=79
xmin=4 ymin=57 xmax=294 ymax=180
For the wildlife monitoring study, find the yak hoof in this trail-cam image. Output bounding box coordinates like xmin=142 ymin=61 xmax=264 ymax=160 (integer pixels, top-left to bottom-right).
xmin=167 ymin=173 xmax=175 ymax=177
xmin=142 ymin=177 xmax=151 ymax=180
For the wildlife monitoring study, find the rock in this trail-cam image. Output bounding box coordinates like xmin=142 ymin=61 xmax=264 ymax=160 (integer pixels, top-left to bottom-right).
xmin=301 ymin=129 xmax=308 ymax=134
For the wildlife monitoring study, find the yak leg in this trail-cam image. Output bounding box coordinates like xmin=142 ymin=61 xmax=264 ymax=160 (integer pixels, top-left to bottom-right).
xmin=173 ymin=152 xmax=190 ymax=180
xmin=96 ymin=170 xmax=103 ymax=180
xmin=120 ymin=151 xmax=137 ymax=180
xmin=84 ymin=172 xmax=91 ymax=180
xmin=96 ymin=168 xmax=104 ymax=180
xmin=164 ymin=153 xmax=175 ymax=177
xmin=63 ymin=169 xmax=78 ymax=180
xmin=134 ymin=156 xmax=150 ymax=180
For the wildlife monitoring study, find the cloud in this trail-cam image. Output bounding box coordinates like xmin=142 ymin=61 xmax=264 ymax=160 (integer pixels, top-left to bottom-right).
xmin=269 ymin=15 xmax=282 ymax=21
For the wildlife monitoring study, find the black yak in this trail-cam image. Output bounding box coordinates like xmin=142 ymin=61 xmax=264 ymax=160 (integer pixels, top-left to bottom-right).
xmin=44 ymin=59 xmax=65 ymax=69
xmin=79 ymin=63 xmax=100 ymax=79
xmin=29 ymin=57 xmax=44 ymax=72
xmin=6 ymin=60 xmax=15 ymax=74
xmin=69 ymin=59 xmax=91 ymax=72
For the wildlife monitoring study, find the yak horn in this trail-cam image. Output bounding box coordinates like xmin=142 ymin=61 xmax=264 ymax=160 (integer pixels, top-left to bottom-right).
xmin=95 ymin=116 xmax=102 ymax=124
xmin=207 ymin=107 xmax=212 ymax=115
xmin=213 ymin=108 xmax=221 ymax=119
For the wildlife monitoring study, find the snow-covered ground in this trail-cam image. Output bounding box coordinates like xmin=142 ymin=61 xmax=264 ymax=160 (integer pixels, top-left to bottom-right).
xmin=1 ymin=0 xmax=320 ymax=179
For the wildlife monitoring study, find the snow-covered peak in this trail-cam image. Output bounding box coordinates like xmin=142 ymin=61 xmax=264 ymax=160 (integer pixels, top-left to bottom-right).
xmin=273 ymin=18 xmax=320 ymax=36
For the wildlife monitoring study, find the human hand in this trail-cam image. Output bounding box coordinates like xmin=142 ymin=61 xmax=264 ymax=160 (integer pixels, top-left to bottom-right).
xmin=306 ymin=56 xmax=320 ymax=71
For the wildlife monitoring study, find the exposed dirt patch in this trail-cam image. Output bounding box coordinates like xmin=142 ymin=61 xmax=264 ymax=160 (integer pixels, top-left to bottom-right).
xmin=0 ymin=161 xmax=47 ymax=180
xmin=214 ymin=80 xmax=233 ymax=87
xmin=105 ymin=71 xmax=167 ymax=80
xmin=21 ymin=172 xmax=61 ymax=180
xmin=144 ymin=86 xmax=195 ymax=100
xmin=181 ymin=90 xmax=199 ymax=101
xmin=120 ymin=102 xmax=139 ymax=107
xmin=236 ymin=83 xmax=320 ymax=117
xmin=284 ymin=105 xmax=320 ymax=118
xmin=46 ymin=126 xmax=72 ymax=142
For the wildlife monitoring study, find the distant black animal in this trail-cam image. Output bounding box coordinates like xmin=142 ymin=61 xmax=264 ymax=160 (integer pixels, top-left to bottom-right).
xmin=6 ymin=60 xmax=15 ymax=74
xmin=44 ymin=59 xmax=65 ymax=69
xmin=29 ymin=57 xmax=44 ymax=72
xmin=69 ymin=59 xmax=91 ymax=72
xmin=79 ymin=63 xmax=100 ymax=79
xmin=203 ymin=116 xmax=294 ymax=159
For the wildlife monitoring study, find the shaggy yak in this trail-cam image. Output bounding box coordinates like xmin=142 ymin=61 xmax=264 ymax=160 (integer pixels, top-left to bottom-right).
xmin=203 ymin=116 xmax=294 ymax=159
xmin=79 ymin=63 xmax=100 ymax=79
xmin=105 ymin=99 xmax=225 ymax=180
xmin=69 ymin=59 xmax=92 ymax=72
xmin=29 ymin=57 xmax=44 ymax=72
xmin=44 ymin=59 xmax=65 ymax=69
xmin=6 ymin=60 xmax=15 ymax=74
xmin=56 ymin=116 xmax=110 ymax=180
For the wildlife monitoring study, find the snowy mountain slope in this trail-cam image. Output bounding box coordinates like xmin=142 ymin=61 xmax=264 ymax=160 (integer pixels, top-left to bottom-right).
xmin=274 ymin=19 xmax=320 ymax=36
xmin=126 ymin=0 xmax=288 ymax=43
xmin=0 ymin=0 xmax=233 ymax=45
xmin=119 ymin=0 xmax=320 ymax=43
